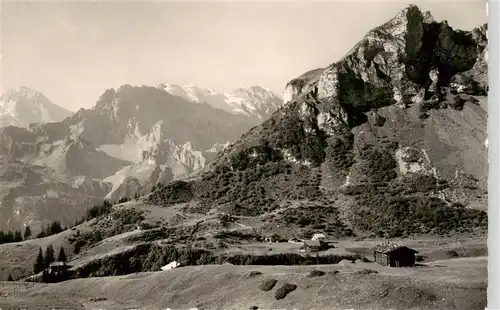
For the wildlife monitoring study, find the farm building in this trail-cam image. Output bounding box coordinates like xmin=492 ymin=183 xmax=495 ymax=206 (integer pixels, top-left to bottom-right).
xmin=161 ymin=261 xmax=181 ymax=271
xmin=372 ymin=243 xmax=418 ymax=267
xmin=299 ymin=240 xmax=321 ymax=253
xmin=311 ymin=233 xmax=326 ymax=241
xmin=48 ymin=262 xmax=71 ymax=275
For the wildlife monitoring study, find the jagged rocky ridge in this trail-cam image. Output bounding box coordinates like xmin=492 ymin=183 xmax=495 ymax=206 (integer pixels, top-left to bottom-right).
xmin=149 ymin=5 xmax=488 ymax=237
xmin=0 ymin=84 xmax=280 ymax=231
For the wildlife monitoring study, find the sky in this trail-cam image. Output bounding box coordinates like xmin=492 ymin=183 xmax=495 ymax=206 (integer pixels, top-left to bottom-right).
xmin=0 ymin=0 xmax=487 ymax=111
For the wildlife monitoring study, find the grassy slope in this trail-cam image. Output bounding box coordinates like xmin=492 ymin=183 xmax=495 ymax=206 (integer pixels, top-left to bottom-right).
xmin=0 ymin=256 xmax=486 ymax=310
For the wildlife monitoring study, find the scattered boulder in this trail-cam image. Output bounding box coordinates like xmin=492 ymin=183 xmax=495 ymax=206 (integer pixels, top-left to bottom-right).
xmin=327 ymin=270 xmax=340 ymax=276
xmin=247 ymin=271 xmax=263 ymax=278
xmin=338 ymin=259 xmax=353 ymax=265
xmin=275 ymin=283 xmax=297 ymax=300
xmin=259 ymin=279 xmax=277 ymax=291
xmin=307 ymin=270 xmax=326 ymax=277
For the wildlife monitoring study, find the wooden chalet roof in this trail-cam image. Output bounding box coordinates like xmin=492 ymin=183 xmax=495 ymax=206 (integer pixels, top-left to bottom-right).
xmin=372 ymin=242 xmax=418 ymax=254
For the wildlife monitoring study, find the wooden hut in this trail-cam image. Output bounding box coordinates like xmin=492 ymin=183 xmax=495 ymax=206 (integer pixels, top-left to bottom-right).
xmin=48 ymin=262 xmax=71 ymax=275
xmin=299 ymin=240 xmax=321 ymax=253
xmin=372 ymin=242 xmax=418 ymax=267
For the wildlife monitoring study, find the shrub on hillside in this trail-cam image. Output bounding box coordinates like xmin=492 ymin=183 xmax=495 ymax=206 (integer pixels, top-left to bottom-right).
xmin=358 ymin=144 xmax=397 ymax=183
xmin=68 ymin=230 xmax=104 ymax=254
xmin=350 ymin=194 xmax=487 ymax=236
xmin=86 ymin=200 xmax=113 ymax=220
xmin=152 ymin=180 xmax=194 ymax=205
xmin=324 ymin=131 xmax=355 ymax=175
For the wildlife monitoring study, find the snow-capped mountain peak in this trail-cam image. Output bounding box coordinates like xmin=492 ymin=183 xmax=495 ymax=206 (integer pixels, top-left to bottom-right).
xmin=0 ymin=87 xmax=73 ymax=128
xmin=157 ymin=83 xmax=282 ymax=119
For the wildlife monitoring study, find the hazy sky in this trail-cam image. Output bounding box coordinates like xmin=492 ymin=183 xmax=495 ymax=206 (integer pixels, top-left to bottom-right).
xmin=0 ymin=0 xmax=487 ymax=111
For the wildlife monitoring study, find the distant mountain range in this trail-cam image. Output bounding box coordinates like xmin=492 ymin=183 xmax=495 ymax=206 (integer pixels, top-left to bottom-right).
xmin=0 ymin=84 xmax=282 ymax=231
xmin=159 ymin=83 xmax=282 ymax=120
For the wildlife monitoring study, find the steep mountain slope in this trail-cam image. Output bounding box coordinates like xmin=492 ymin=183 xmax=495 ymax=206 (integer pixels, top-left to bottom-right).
xmin=148 ymin=5 xmax=488 ymax=238
xmin=0 ymin=87 xmax=73 ymax=128
xmin=0 ymin=159 xmax=111 ymax=232
xmin=0 ymin=84 xmax=280 ymax=231
xmin=159 ymin=83 xmax=282 ymax=120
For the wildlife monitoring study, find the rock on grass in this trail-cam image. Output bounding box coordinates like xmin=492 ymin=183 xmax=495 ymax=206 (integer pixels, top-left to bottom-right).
xmin=275 ymin=283 xmax=297 ymax=300
xmin=247 ymin=271 xmax=263 ymax=278
xmin=259 ymin=279 xmax=277 ymax=291
xmin=308 ymin=270 xmax=325 ymax=277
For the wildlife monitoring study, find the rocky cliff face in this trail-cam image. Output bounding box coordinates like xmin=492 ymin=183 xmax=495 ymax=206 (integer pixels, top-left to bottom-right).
xmin=148 ymin=5 xmax=488 ymax=238
xmin=283 ymin=68 xmax=324 ymax=104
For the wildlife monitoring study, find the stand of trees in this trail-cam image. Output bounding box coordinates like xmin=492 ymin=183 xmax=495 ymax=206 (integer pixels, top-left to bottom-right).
xmin=0 ymin=230 xmax=23 ymax=244
xmin=33 ymin=245 xmax=67 ymax=274
xmin=0 ymin=221 xmax=66 ymax=246
xmin=36 ymin=221 xmax=66 ymax=238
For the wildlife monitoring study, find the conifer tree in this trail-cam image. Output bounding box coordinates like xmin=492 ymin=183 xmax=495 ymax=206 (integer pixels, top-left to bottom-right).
xmin=24 ymin=225 xmax=32 ymax=239
xmin=34 ymin=247 xmax=45 ymax=274
xmin=57 ymin=247 xmax=67 ymax=262
xmin=7 ymin=273 xmax=13 ymax=281
xmin=44 ymin=244 xmax=55 ymax=268
xmin=13 ymin=230 xmax=23 ymax=242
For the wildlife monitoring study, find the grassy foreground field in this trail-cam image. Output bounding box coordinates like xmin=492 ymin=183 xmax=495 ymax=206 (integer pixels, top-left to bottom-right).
xmin=0 ymin=255 xmax=486 ymax=310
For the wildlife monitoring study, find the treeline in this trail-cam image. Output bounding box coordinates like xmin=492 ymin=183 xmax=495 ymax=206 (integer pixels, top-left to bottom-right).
xmin=0 ymin=225 xmax=32 ymax=245
xmin=36 ymin=221 xmax=66 ymax=238
xmin=0 ymin=221 xmax=67 ymax=245
xmin=0 ymin=197 xmax=132 ymax=246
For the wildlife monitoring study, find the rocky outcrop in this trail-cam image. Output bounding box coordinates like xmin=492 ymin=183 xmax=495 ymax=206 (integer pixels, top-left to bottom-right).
xmin=308 ymin=5 xmax=486 ymax=127
xmin=147 ymin=5 xmax=488 ymax=238
xmin=283 ymin=68 xmax=324 ymax=104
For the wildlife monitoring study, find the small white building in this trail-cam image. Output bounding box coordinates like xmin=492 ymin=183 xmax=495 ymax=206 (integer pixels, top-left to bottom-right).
xmin=311 ymin=233 xmax=326 ymax=241
xmin=161 ymin=261 xmax=181 ymax=271
xmin=288 ymin=237 xmax=302 ymax=244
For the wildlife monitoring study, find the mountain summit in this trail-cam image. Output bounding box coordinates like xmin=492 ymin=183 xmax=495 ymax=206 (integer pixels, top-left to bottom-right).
xmin=0 ymin=87 xmax=73 ymax=128
xmin=158 ymin=83 xmax=282 ymax=120
xmin=148 ymin=5 xmax=488 ymax=238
